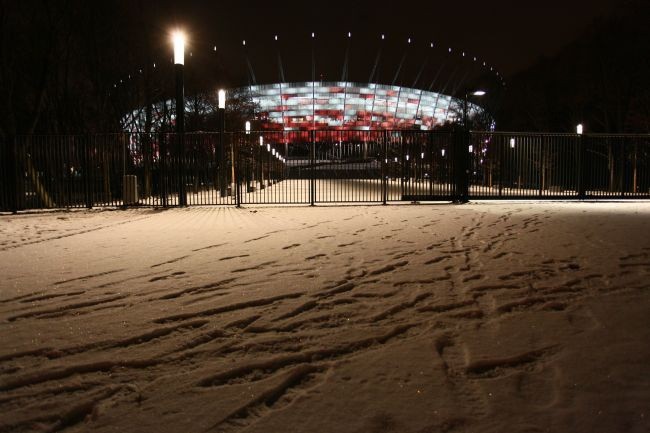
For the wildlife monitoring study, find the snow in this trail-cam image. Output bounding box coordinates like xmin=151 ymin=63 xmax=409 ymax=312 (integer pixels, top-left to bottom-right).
xmin=0 ymin=202 xmax=649 ymax=433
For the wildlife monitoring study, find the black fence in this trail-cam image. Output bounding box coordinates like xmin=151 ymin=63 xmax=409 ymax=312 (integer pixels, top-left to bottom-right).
xmin=1 ymin=130 xmax=649 ymax=211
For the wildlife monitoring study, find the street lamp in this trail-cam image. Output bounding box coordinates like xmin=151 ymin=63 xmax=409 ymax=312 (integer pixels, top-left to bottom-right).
xmin=258 ymin=136 xmax=265 ymax=189
xmin=576 ymin=124 xmax=584 ymax=135
xmin=456 ymin=89 xmax=486 ymax=204
xmin=172 ymin=31 xmax=185 ymax=65
xmin=217 ymin=88 xmax=227 ymax=197
xmin=463 ymin=90 xmax=486 ymax=129
xmin=172 ymin=30 xmax=186 ymax=206
xmin=245 ymin=121 xmax=251 ymax=134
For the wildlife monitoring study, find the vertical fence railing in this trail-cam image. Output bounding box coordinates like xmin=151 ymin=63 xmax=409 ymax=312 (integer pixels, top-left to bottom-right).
xmin=1 ymin=131 xmax=649 ymax=212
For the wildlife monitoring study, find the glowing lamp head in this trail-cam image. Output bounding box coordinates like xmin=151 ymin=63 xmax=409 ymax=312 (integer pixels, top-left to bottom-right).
xmin=441 ymin=149 xmax=446 ymax=157
xmin=472 ymin=90 xmax=486 ymax=97
xmin=468 ymin=145 xmax=474 ymax=153
xmin=218 ymin=89 xmax=226 ymax=109
xmin=267 ymin=144 xmax=271 ymax=152
xmin=259 ymin=136 xmax=264 ymax=146
xmin=576 ymin=124 xmax=584 ymax=135
xmin=272 ymin=149 xmax=276 ymax=156
xmin=245 ymin=121 xmax=251 ymax=133
xmin=510 ymin=138 xmax=516 ymax=148
xmin=172 ymin=31 xmax=186 ymax=65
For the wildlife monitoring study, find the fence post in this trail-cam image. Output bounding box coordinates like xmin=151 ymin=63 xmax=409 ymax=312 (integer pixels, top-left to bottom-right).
xmin=428 ymin=132 xmax=433 ymax=197
xmin=84 ymin=135 xmax=93 ymax=209
xmin=453 ymin=126 xmax=469 ymax=203
xmin=538 ymin=137 xmax=544 ymax=198
xmin=160 ymin=131 xmax=168 ymax=208
xmin=498 ymin=136 xmax=504 ymax=198
xmin=218 ymin=112 xmax=226 ymax=198
xmin=7 ymin=135 xmax=18 ymax=213
xmin=235 ymin=136 xmax=241 ymax=208
xmin=619 ymin=138 xmax=626 ymax=199
xmin=310 ymin=130 xmax=315 ymax=206
xmin=382 ymin=130 xmax=387 ymax=205
xmin=577 ymin=134 xmax=586 ymax=199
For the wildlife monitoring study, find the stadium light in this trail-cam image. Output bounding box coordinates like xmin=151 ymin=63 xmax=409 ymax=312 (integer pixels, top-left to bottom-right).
xmin=577 ymin=124 xmax=584 ymax=135
xmin=172 ymin=31 xmax=185 ymax=65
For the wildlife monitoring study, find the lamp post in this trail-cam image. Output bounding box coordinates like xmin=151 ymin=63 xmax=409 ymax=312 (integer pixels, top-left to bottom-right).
xmin=259 ymin=135 xmax=265 ymax=190
xmin=172 ymin=31 xmax=187 ymax=206
xmin=218 ymin=89 xmax=227 ymax=198
xmin=457 ymin=89 xmax=486 ymax=203
xmin=245 ymin=121 xmax=255 ymax=193
xmin=576 ymin=123 xmax=586 ymax=199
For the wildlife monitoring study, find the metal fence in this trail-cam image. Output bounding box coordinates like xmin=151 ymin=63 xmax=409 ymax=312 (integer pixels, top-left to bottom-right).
xmin=1 ymin=130 xmax=649 ymax=211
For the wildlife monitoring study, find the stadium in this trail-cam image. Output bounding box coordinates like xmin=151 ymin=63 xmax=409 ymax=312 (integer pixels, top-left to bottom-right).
xmin=121 ymin=32 xmax=499 ymax=135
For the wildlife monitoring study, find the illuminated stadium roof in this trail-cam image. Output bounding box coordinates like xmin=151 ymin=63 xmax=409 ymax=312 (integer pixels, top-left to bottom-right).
xmin=122 ymin=82 xmax=481 ymax=133
xmin=243 ymin=81 xmax=480 ymax=131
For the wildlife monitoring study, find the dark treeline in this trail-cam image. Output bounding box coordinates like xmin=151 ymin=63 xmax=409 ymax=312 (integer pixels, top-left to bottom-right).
xmin=498 ymin=0 xmax=650 ymax=133
xmin=0 ymin=0 xmax=234 ymax=137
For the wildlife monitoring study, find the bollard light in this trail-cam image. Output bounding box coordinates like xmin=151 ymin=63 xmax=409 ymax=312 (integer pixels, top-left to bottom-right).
xmin=218 ymin=89 xmax=226 ymax=109
xmin=172 ymin=31 xmax=185 ymax=65
xmin=576 ymin=124 xmax=583 ymax=135
xmin=245 ymin=121 xmax=251 ymax=134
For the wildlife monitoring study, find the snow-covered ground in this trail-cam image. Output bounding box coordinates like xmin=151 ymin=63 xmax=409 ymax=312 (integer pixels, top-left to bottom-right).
xmin=0 ymin=202 xmax=649 ymax=433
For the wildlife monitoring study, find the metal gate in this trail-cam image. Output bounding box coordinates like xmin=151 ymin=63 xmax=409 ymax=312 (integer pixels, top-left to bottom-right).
xmin=2 ymin=131 xmax=650 ymax=211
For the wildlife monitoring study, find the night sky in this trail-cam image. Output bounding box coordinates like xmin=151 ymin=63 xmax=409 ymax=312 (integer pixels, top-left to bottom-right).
xmin=140 ymin=0 xmax=618 ymax=85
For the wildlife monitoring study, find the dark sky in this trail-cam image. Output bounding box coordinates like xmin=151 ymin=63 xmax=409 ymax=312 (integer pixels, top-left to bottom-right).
xmin=126 ymin=0 xmax=619 ymax=91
